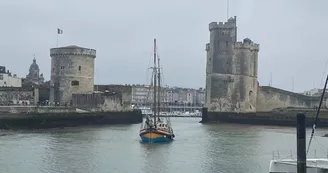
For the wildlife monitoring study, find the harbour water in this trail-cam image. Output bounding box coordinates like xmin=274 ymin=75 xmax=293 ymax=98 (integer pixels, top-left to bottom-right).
xmin=0 ymin=118 xmax=328 ymax=173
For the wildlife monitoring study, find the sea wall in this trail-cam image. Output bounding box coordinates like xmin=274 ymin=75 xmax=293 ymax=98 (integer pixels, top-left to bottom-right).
xmin=256 ymin=86 xmax=324 ymax=112
xmin=0 ymin=106 xmax=76 ymax=114
xmin=201 ymin=108 xmax=328 ymax=127
xmin=0 ymin=108 xmax=143 ymax=129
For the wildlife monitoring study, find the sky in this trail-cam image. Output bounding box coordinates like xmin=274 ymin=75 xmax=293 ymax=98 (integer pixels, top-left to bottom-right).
xmin=0 ymin=0 xmax=327 ymax=93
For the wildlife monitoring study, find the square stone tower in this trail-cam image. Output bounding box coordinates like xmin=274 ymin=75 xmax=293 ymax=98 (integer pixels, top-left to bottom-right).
xmin=205 ymin=16 xmax=260 ymax=113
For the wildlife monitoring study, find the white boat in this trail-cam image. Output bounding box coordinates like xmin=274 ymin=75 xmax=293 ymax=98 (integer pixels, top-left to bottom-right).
xmin=269 ymin=158 xmax=328 ymax=172
xmin=269 ymin=74 xmax=328 ymax=172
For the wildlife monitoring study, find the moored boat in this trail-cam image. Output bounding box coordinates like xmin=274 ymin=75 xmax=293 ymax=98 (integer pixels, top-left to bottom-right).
xmin=269 ymin=73 xmax=328 ymax=172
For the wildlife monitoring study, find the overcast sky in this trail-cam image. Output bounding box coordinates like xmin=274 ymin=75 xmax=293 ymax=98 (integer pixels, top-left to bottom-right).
xmin=0 ymin=0 xmax=327 ymax=93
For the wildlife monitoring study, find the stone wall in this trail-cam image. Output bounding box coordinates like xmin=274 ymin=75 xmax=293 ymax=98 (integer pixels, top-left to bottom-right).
xmin=101 ymin=95 xmax=124 ymax=112
xmin=0 ymin=106 xmax=76 ymax=114
xmin=94 ymin=84 xmax=132 ymax=105
xmin=0 ymin=88 xmax=34 ymax=105
xmin=257 ymin=86 xmax=323 ymax=112
xmin=206 ymin=74 xmax=258 ymax=112
xmin=72 ymin=91 xmax=130 ymax=112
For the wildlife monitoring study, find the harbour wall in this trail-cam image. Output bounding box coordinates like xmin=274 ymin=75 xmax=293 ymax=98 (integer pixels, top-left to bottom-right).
xmin=201 ymin=108 xmax=328 ymax=127
xmin=0 ymin=106 xmax=142 ymax=129
xmin=201 ymin=86 xmax=327 ymax=127
xmin=257 ymin=86 xmax=323 ymax=112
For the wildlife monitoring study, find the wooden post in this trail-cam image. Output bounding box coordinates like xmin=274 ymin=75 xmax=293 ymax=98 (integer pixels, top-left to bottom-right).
xmin=297 ymin=113 xmax=306 ymax=173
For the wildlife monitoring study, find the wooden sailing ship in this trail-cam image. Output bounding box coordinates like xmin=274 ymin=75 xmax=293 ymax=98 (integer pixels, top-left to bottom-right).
xmin=139 ymin=38 xmax=175 ymax=143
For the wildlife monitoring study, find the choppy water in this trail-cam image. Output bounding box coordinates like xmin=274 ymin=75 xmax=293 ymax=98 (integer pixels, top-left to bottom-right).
xmin=0 ymin=118 xmax=328 ymax=173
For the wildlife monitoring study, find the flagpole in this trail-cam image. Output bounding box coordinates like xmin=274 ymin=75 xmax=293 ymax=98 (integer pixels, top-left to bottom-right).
xmin=56 ymin=28 xmax=59 ymax=48
xmin=227 ymin=0 xmax=229 ymax=20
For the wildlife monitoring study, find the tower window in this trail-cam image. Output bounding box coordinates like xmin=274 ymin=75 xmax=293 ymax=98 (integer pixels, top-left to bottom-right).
xmin=226 ymin=41 xmax=228 ymax=48
xmin=34 ymin=74 xmax=37 ymax=77
xmin=78 ymin=66 xmax=81 ymax=71
xmin=71 ymin=80 xmax=79 ymax=86
xmin=61 ymin=66 xmax=65 ymax=69
xmin=0 ymin=74 xmax=3 ymax=80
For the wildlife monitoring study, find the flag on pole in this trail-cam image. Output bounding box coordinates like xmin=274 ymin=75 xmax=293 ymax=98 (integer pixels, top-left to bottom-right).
xmin=57 ymin=28 xmax=63 ymax=34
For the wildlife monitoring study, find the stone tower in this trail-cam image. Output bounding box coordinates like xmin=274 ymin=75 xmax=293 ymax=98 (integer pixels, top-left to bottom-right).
xmin=205 ymin=16 xmax=259 ymax=113
xmin=49 ymin=45 xmax=96 ymax=105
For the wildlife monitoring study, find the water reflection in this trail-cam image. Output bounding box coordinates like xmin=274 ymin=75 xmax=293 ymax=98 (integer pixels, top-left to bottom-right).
xmin=140 ymin=142 xmax=172 ymax=173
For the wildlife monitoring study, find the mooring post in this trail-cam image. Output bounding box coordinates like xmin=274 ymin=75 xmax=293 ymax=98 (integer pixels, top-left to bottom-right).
xmin=200 ymin=107 xmax=208 ymax=123
xmin=297 ymin=113 xmax=306 ymax=173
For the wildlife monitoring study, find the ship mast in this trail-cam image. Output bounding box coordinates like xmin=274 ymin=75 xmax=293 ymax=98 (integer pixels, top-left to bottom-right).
xmin=157 ymin=45 xmax=161 ymax=119
xmin=153 ymin=38 xmax=157 ymax=125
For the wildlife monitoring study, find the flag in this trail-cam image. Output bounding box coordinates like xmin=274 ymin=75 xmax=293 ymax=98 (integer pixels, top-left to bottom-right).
xmin=57 ymin=28 xmax=63 ymax=34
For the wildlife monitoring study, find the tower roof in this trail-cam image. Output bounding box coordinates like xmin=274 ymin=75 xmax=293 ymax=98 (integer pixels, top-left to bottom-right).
xmin=57 ymin=45 xmax=86 ymax=49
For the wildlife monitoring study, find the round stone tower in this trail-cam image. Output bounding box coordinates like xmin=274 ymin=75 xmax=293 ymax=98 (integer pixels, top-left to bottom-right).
xmin=205 ymin=16 xmax=260 ymax=113
xmin=49 ymin=45 xmax=96 ymax=105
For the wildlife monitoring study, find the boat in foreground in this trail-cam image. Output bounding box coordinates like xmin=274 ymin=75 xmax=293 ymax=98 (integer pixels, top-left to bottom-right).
xmin=269 ymin=73 xmax=328 ymax=172
xmin=269 ymin=158 xmax=328 ymax=173
xmin=139 ymin=38 xmax=175 ymax=143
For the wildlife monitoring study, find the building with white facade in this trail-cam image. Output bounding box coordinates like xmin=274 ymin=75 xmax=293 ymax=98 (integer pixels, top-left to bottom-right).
xmin=0 ymin=66 xmax=22 ymax=87
xmin=131 ymin=85 xmax=153 ymax=105
xmin=130 ymin=84 xmax=205 ymax=106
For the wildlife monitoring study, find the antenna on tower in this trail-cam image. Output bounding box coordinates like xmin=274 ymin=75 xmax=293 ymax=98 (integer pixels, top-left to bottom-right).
xmin=269 ymin=72 xmax=272 ymax=87
xmin=227 ymin=0 xmax=229 ymax=20
xmin=292 ymin=76 xmax=294 ymax=92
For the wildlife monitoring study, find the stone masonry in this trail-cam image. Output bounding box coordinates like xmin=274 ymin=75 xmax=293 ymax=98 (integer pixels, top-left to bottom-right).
xmin=49 ymin=45 xmax=96 ymax=105
xmin=205 ymin=16 xmax=259 ymax=113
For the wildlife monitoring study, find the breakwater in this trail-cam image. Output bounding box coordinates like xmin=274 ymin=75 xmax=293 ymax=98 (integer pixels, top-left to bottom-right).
xmin=147 ymin=115 xmax=201 ymax=118
xmin=200 ymin=108 xmax=328 ymax=127
xmin=0 ymin=106 xmax=143 ymax=129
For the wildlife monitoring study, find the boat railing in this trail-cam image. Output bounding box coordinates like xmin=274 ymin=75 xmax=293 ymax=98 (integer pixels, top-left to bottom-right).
xmin=272 ymin=149 xmax=328 ymax=160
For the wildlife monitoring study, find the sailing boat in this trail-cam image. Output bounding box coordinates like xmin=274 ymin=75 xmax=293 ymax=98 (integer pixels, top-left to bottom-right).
xmin=139 ymin=38 xmax=175 ymax=143
xmin=269 ymin=74 xmax=328 ymax=172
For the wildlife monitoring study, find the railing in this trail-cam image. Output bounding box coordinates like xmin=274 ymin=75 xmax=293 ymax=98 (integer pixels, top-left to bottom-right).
xmin=272 ymin=149 xmax=328 ymax=160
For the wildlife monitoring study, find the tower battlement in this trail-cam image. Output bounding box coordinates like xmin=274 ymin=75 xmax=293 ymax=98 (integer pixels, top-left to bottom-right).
xmin=50 ymin=45 xmax=96 ymax=58
xmin=234 ymin=38 xmax=259 ymax=51
xmin=209 ymin=16 xmax=236 ymax=31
